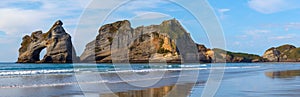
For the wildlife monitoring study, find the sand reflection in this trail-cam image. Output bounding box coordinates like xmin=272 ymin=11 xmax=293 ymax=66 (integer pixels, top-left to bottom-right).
xmin=265 ymin=69 xmax=300 ymax=78
xmin=100 ymin=84 xmax=194 ymax=97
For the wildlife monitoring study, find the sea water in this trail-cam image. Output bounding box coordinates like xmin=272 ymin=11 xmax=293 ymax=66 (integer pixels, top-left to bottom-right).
xmin=0 ymin=63 xmax=299 ymax=97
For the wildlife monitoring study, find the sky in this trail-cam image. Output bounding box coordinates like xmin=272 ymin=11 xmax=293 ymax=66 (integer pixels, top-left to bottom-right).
xmin=0 ymin=0 xmax=300 ymax=62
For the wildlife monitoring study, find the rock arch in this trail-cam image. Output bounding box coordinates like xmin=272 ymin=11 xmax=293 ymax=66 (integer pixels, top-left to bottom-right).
xmin=32 ymin=46 xmax=47 ymax=62
xmin=17 ymin=20 xmax=78 ymax=63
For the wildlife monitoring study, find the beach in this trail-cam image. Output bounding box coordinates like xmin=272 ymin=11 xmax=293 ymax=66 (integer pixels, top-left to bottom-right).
xmin=0 ymin=63 xmax=299 ymax=97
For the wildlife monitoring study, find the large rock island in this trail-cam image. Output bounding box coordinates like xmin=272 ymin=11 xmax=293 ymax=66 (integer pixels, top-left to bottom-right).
xmin=80 ymin=19 xmax=211 ymax=63
xmin=17 ymin=20 xmax=78 ymax=63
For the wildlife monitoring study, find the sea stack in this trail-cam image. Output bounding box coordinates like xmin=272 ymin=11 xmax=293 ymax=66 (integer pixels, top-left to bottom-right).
xmin=17 ymin=20 xmax=78 ymax=63
xmin=80 ymin=19 xmax=211 ymax=63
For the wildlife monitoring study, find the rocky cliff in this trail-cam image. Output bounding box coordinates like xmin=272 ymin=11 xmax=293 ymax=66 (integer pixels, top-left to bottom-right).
xmin=263 ymin=44 xmax=300 ymax=62
xmin=207 ymin=48 xmax=265 ymax=63
xmin=17 ymin=20 xmax=78 ymax=63
xmin=80 ymin=19 xmax=209 ymax=63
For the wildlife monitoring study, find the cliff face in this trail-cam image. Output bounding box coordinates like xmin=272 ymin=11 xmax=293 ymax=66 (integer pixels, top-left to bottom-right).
xmin=80 ymin=19 xmax=208 ymax=63
xmin=207 ymin=48 xmax=265 ymax=63
xmin=17 ymin=20 xmax=77 ymax=63
xmin=263 ymin=44 xmax=300 ymax=62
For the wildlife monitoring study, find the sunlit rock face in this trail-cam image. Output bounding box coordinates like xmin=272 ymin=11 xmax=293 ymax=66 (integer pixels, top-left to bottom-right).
xmin=206 ymin=48 xmax=264 ymax=63
xmin=263 ymin=44 xmax=300 ymax=62
xmin=17 ymin=20 xmax=78 ymax=63
xmin=80 ymin=19 xmax=210 ymax=63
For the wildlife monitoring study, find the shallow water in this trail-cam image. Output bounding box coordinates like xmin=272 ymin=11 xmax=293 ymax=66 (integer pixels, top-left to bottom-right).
xmin=0 ymin=63 xmax=299 ymax=97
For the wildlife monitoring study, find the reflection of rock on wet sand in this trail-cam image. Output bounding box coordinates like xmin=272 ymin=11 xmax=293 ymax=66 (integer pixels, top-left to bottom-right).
xmin=100 ymin=84 xmax=194 ymax=97
xmin=265 ymin=70 xmax=300 ymax=78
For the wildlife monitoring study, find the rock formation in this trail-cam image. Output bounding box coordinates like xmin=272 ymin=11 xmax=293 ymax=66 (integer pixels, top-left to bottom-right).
xmin=80 ymin=19 xmax=207 ymax=63
xmin=207 ymin=48 xmax=264 ymax=63
xmin=17 ymin=20 xmax=78 ymax=63
xmin=263 ymin=44 xmax=300 ymax=62
xmin=18 ymin=19 xmax=290 ymax=63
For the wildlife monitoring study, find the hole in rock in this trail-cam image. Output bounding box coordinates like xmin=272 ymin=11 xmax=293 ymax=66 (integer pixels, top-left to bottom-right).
xmin=39 ymin=48 xmax=47 ymax=60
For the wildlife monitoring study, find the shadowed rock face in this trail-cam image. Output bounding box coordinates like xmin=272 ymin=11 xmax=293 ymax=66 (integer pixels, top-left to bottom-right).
xmin=80 ymin=19 xmax=210 ymax=63
xmin=17 ymin=20 xmax=78 ymax=63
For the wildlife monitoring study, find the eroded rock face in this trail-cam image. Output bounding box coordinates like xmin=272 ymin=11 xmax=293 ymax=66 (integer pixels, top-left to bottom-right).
xmin=128 ymin=32 xmax=179 ymax=63
xmin=196 ymin=44 xmax=211 ymax=63
xmin=263 ymin=44 xmax=300 ymax=62
xmin=263 ymin=48 xmax=281 ymax=62
xmin=206 ymin=48 xmax=264 ymax=63
xmin=17 ymin=20 xmax=77 ymax=63
xmin=80 ymin=19 xmax=208 ymax=63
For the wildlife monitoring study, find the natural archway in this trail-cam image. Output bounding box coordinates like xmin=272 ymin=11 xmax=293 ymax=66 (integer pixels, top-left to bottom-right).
xmin=31 ymin=46 xmax=47 ymax=62
xmin=17 ymin=20 xmax=77 ymax=63
xmin=39 ymin=48 xmax=47 ymax=61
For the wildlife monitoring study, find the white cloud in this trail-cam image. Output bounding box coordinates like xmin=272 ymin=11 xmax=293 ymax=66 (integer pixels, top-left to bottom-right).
xmin=261 ymin=22 xmax=300 ymax=31
xmin=233 ymin=41 xmax=240 ymax=45
xmin=119 ymin=0 xmax=168 ymax=11
xmin=269 ymin=34 xmax=295 ymax=40
xmin=248 ymin=0 xmax=300 ymax=14
xmin=218 ymin=8 xmax=230 ymax=12
xmin=246 ymin=29 xmax=270 ymax=35
xmin=0 ymin=8 xmax=47 ymax=36
xmin=218 ymin=8 xmax=230 ymax=19
xmin=284 ymin=22 xmax=300 ymax=31
xmin=0 ymin=0 xmax=91 ymax=36
xmin=239 ymin=29 xmax=271 ymax=39
xmin=132 ymin=12 xmax=170 ymax=20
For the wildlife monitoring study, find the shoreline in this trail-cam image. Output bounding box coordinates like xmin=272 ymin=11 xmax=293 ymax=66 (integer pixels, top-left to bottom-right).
xmin=11 ymin=61 xmax=300 ymax=64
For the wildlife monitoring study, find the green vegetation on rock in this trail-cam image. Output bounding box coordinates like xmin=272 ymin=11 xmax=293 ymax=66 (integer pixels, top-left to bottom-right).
xmin=287 ymin=48 xmax=300 ymax=60
xmin=263 ymin=44 xmax=300 ymax=62
xmin=212 ymin=48 xmax=264 ymax=62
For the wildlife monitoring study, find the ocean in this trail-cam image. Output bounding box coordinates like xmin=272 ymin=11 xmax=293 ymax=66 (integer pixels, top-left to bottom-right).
xmin=0 ymin=63 xmax=299 ymax=97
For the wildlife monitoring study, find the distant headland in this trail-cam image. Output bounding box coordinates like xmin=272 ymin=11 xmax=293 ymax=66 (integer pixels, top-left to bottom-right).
xmin=17 ymin=19 xmax=300 ymax=63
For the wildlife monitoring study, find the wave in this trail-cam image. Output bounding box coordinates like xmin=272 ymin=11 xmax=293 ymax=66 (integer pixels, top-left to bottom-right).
xmin=0 ymin=69 xmax=76 ymax=76
xmin=0 ymin=74 xmax=197 ymax=89
xmin=0 ymin=65 xmax=261 ymax=77
xmin=0 ymin=65 xmax=262 ymax=89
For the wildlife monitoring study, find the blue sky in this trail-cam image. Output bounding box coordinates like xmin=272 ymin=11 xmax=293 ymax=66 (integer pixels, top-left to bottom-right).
xmin=0 ymin=0 xmax=300 ymax=62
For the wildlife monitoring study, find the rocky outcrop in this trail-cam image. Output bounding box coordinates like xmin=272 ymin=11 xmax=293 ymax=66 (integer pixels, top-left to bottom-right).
xmin=207 ymin=48 xmax=264 ymax=63
xmin=80 ymin=19 xmax=206 ymax=63
xmin=196 ymin=44 xmax=212 ymax=63
xmin=17 ymin=20 xmax=78 ymax=63
xmin=263 ymin=44 xmax=300 ymax=62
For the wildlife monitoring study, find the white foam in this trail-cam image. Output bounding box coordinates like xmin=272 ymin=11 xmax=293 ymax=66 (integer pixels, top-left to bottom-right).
xmin=0 ymin=65 xmax=261 ymax=77
xmin=105 ymin=68 xmax=208 ymax=74
xmin=0 ymin=74 xmax=197 ymax=89
xmin=0 ymin=69 xmax=76 ymax=76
